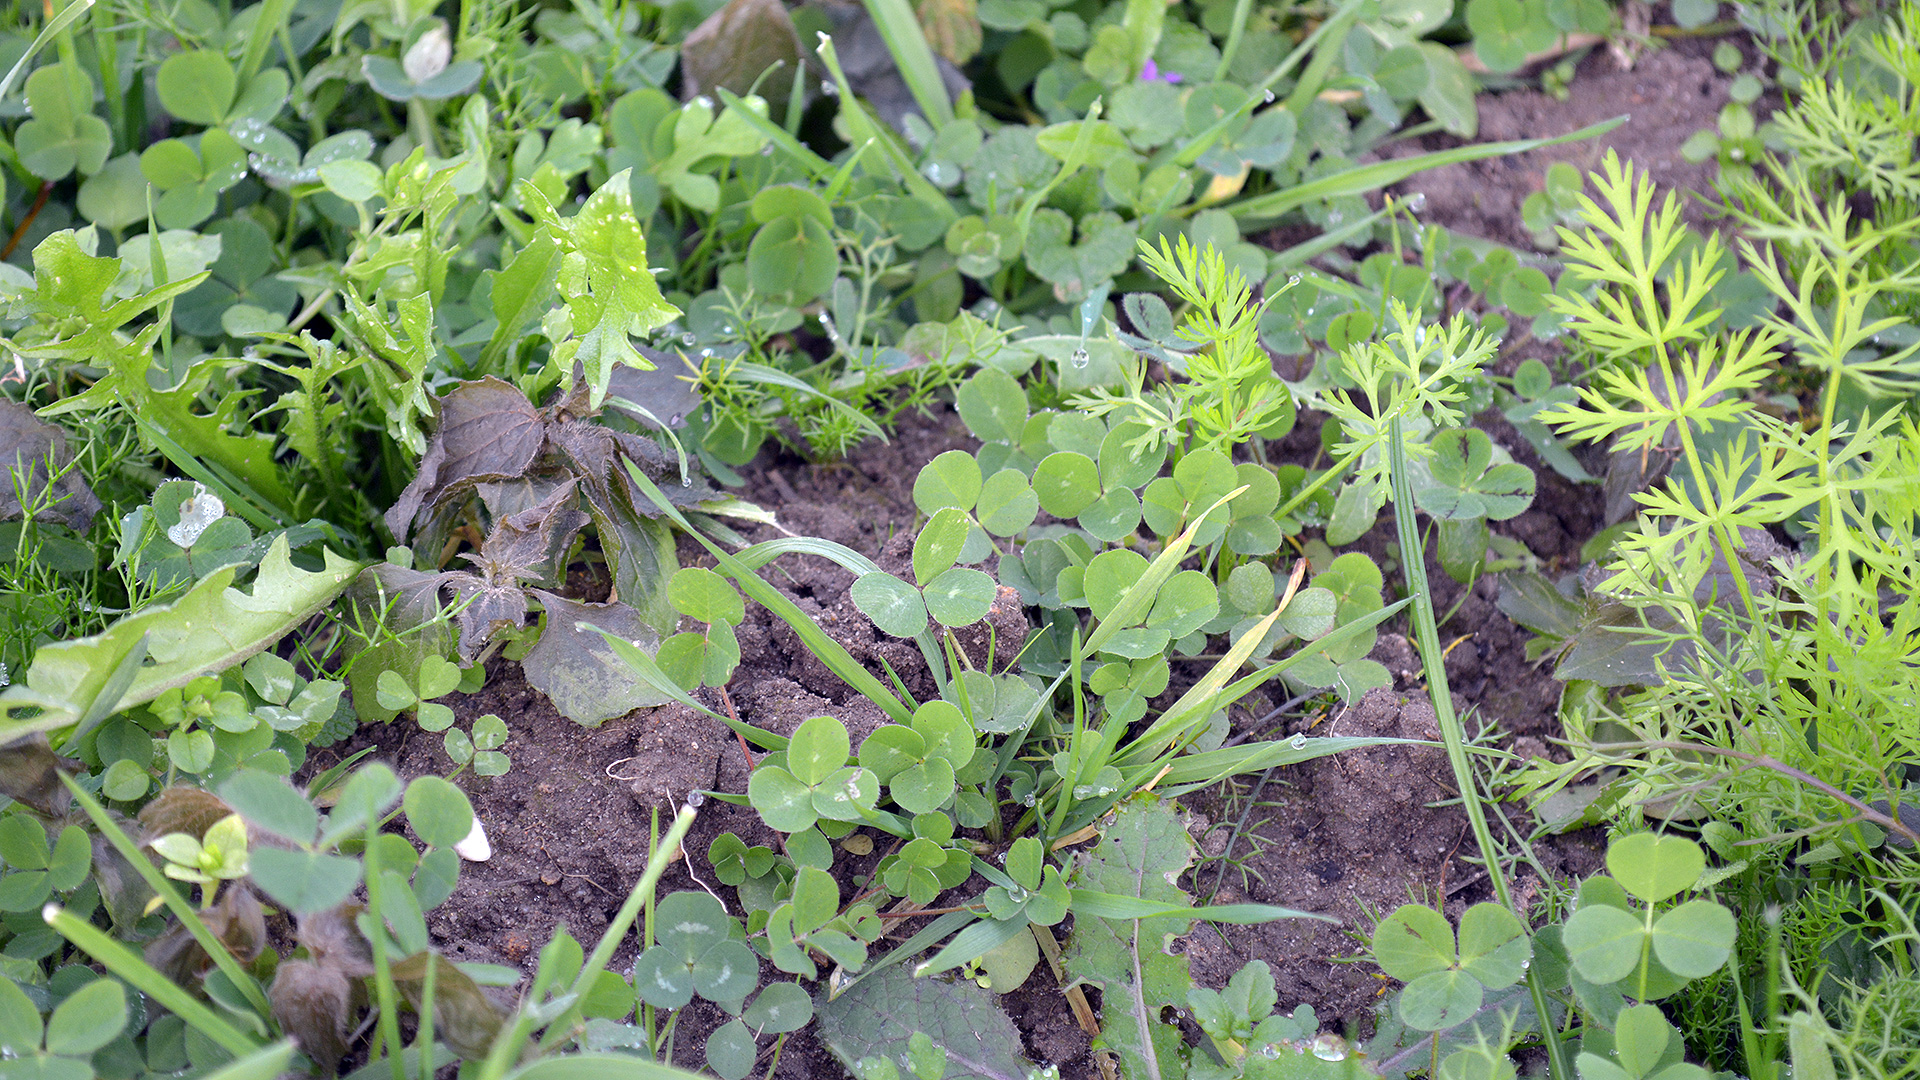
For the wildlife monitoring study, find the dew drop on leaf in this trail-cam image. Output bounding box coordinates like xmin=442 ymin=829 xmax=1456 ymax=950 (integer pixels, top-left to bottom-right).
xmin=1310 ymin=1035 xmax=1348 ymax=1062
xmin=1289 ymin=733 xmax=1308 ymax=750
xmin=1071 ymin=348 xmax=1089 ymax=368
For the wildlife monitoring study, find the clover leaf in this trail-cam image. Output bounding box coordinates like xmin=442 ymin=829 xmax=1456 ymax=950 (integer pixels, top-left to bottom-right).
xmin=982 ymin=836 xmax=1069 ymax=925
xmin=746 ymin=716 xmax=878 ymax=833
xmin=14 ymin=64 xmax=112 ymax=181
xmin=155 ymin=50 xmax=289 ymax=127
xmin=1373 ymin=902 xmax=1530 ymax=1032
xmin=1465 ymin=0 xmax=1559 ymax=74
xmin=747 ymin=186 xmax=838 ymax=303
xmin=140 ymin=130 xmax=250 ymax=229
xmin=1025 ymin=209 xmax=1138 ymax=302
xmin=1415 ymin=427 xmax=1536 ymax=522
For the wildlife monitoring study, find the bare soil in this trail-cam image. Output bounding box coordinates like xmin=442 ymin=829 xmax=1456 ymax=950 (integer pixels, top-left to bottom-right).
xmin=304 ymin=35 xmax=1732 ymax=1078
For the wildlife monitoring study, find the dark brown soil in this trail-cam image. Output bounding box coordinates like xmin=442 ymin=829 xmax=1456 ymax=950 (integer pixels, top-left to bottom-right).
xmin=1395 ymin=37 xmax=1737 ymax=251
xmin=303 ymin=37 xmax=1730 ymax=1078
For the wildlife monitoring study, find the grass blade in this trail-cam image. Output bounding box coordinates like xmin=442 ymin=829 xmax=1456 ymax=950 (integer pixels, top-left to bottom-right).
xmin=859 ymin=0 xmax=954 ymax=127
xmin=60 ymin=776 xmax=275 ymax=1020
xmin=1227 ymin=117 xmax=1628 ymax=228
xmin=43 ymin=905 xmax=263 ymax=1057
xmin=624 ymin=460 xmax=915 ymax=723
xmin=0 ymin=0 xmax=95 ymax=102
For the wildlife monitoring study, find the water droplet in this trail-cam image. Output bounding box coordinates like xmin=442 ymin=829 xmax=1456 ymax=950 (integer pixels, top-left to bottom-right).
xmin=1071 ymin=348 xmax=1090 ymax=369
xmin=685 ymin=790 xmax=707 ymax=808
xmin=692 ymin=95 xmax=714 ymax=110
xmin=681 ymin=332 xmax=697 ymax=346
xmin=1405 ymin=192 xmax=1428 ymax=213
xmin=1257 ymin=1044 xmax=1282 ymax=1060
xmin=760 ymin=144 xmax=775 ymax=155
xmin=820 ymin=80 xmax=840 ymax=96
xmin=668 ymin=413 xmax=683 ymax=425
xmin=1021 ymin=793 xmax=1037 ymax=807
xmin=682 ymin=475 xmax=693 ymax=488
xmin=1263 ymin=89 xmax=1276 ymax=103
xmin=1289 ymin=733 xmax=1308 ymax=750
xmin=703 ymin=411 xmax=712 ymax=423
xmin=1310 ymin=1035 xmax=1348 ymax=1062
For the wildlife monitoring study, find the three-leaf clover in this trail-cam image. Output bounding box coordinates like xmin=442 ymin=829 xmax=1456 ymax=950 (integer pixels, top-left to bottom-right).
xmin=1560 ymin=834 xmax=1737 ymax=997
xmin=1372 ymin=901 xmax=1531 ymax=1032
xmin=156 ymin=50 xmax=290 ymax=126
xmin=859 ymin=701 xmax=977 ymax=815
xmin=746 ymin=716 xmax=879 ymax=833
xmin=0 ymin=816 xmax=91 ymax=912
xmin=1415 ymin=428 xmax=1537 ymax=522
xmin=14 ymin=64 xmax=112 ymax=181
xmin=633 ymin=891 xmax=759 ymax=1011
xmin=0 ymin=977 xmax=128 ymax=1070
xmin=982 ymin=837 xmax=1068 ymax=925
xmin=375 ymin=655 xmax=464 ymax=732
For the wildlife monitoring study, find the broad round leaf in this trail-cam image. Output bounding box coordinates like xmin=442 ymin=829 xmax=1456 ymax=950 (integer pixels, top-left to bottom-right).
xmin=1614 ymin=1004 xmax=1676 ymax=1076
xmin=742 ymin=982 xmax=813 ymax=1033
xmin=1650 ymin=899 xmax=1737 ymax=978
xmin=1397 ymin=969 xmax=1483 ymax=1032
xmin=1457 ymin=902 xmax=1530 ymax=989
xmin=913 ymin=506 xmax=973 ymax=586
xmin=914 ymin=451 xmax=982 ymax=515
xmin=747 ymin=216 xmax=837 ymax=302
xmin=858 ymin=725 xmax=927 ymax=784
xmin=669 ymin=567 xmax=745 ymax=626
xmin=975 ymin=469 xmax=1039 ymax=537
xmin=1561 ymin=904 xmax=1646 ymax=985
xmin=157 ymin=51 xmax=238 ymax=126
xmin=1078 ymin=487 xmax=1142 ymax=542
xmin=656 ymin=891 xmax=732 ymax=960
xmin=851 ymin=572 xmax=930 ymax=638
xmin=632 ymin=946 xmax=695 ymax=1009
xmin=889 ymin=759 xmax=957 ymax=815
xmin=43 ymin=979 xmax=126 ymax=1056
xmin=746 ymin=767 xmax=817 ymax=833
xmin=249 ymin=848 xmax=363 ymax=914
xmin=787 ymin=716 xmax=852 ymax=787
xmin=1371 ymin=904 xmax=1456 ymax=981
xmin=1082 ymin=548 xmax=1149 ymax=623
xmin=810 ymin=766 xmax=880 ymax=821
xmin=1032 ymin=451 xmax=1100 ymax=518
xmin=218 ymin=770 xmax=318 ymax=843
xmin=924 ymin=567 xmax=997 ymax=627
xmin=1145 ymin=569 xmax=1218 ymax=638
xmin=705 ymin=1018 xmax=757 ymax=1080
xmin=1098 ymin=421 xmax=1165 ymax=491
xmin=0 ymin=977 xmax=42 ymax=1054
xmin=1606 ymin=833 xmax=1705 ymax=904
xmin=402 ymin=776 xmax=474 ymax=849
xmin=955 ymin=368 xmax=1028 ymax=444
xmin=751 ymin=185 xmax=833 ymax=227
xmin=692 ymin=939 xmax=760 ymax=1003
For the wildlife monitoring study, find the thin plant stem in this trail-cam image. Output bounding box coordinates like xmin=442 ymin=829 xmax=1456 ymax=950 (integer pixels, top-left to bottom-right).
xmin=1388 ymin=414 xmax=1572 ymax=1080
